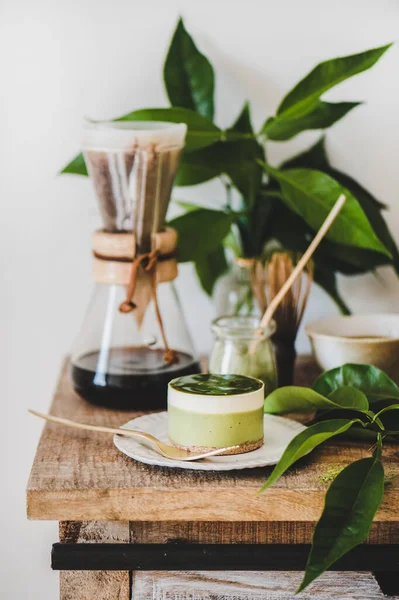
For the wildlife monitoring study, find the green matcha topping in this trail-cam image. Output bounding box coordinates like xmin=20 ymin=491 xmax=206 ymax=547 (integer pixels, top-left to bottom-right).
xmin=169 ymin=373 xmax=263 ymax=395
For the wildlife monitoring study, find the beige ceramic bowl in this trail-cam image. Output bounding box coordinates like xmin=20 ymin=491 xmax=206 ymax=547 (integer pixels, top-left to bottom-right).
xmin=305 ymin=314 xmax=399 ymax=380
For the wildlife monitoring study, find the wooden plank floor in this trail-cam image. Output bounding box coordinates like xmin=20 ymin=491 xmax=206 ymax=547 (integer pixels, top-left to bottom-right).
xmin=27 ymin=357 xmax=399 ymax=544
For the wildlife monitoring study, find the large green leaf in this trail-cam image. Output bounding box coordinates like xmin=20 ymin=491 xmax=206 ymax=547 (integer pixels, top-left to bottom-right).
xmin=247 ymin=192 xmax=276 ymax=256
xmin=277 ymin=44 xmax=391 ymax=120
xmin=175 ymin=148 xmax=220 ymax=186
xmin=176 ymin=138 xmax=262 ymax=196
xmin=313 ymin=264 xmax=350 ymax=314
xmin=328 ymin=387 xmax=369 ymax=410
xmin=264 ymin=386 xmax=368 ymax=414
xmin=281 ymin=137 xmax=385 ymax=210
xmin=266 ymin=194 xmax=390 ymax=276
xmin=168 ymin=208 xmax=233 ymax=262
xmin=295 ymin=140 xmax=397 ymax=270
xmin=318 ymin=240 xmax=391 ymax=275
xmin=174 ymin=200 xmax=204 ymax=212
xmin=260 ymin=419 xmax=359 ymax=492
xmin=116 ymin=107 xmax=222 ymax=151
xmin=280 ymin=137 xmax=398 ymax=273
xmin=263 ymin=101 xmax=360 ymax=141
xmin=326 ymin=166 xmax=399 ymax=274
xmin=61 ymin=152 xmax=88 ymax=176
xmin=195 ymin=244 xmax=228 ymax=295
xmin=373 ymin=404 xmax=399 ymax=432
xmin=280 ymin=136 xmax=329 ymax=171
xmin=164 ymin=18 xmax=215 ymax=120
xmin=298 ymin=450 xmax=384 ymax=591
xmin=313 ymin=364 xmax=399 ymax=403
xmin=226 ymin=103 xmax=264 ymax=203
xmin=264 ymin=165 xmax=390 ymax=256
xmin=262 ymin=191 xmax=385 ymax=281
xmin=230 ymin=102 xmax=254 ymax=134
xmin=175 ymin=104 xmax=263 ymax=200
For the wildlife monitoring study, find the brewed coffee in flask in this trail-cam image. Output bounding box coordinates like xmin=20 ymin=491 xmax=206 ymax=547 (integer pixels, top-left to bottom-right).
xmin=70 ymin=121 xmax=201 ymax=410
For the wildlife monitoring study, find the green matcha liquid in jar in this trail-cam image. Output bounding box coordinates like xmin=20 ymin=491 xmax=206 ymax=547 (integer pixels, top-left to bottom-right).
xmin=209 ymin=316 xmax=277 ymax=396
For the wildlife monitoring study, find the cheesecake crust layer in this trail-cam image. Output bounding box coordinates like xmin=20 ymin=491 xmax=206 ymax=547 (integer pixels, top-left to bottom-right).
xmin=170 ymin=437 xmax=264 ymax=456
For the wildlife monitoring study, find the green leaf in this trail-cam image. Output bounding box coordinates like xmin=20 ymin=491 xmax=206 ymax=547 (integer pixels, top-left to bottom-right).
xmin=280 ymin=136 xmax=329 ymax=171
xmin=260 ymin=419 xmax=359 ymax=492
xmin=326 ymin=166 xmax=399 ymax=274
xmin=313 ymin=364 xmax=399 ymax=403
xmin=176 ymin=138 xmax=263 ymax=196
xmin=281 ymin=137 xmax=398 ymax=274
xmin=277 ymin=44 xmax=392 ymax=120
xmin=328 ymin=387 xmax=369 ymax=410
xmin=247 ymin=192 xmax=276 ymax=256
xmin=175 ymin=149 xmax=220 ymax=186
xmin=265 ymin=386 xmax=368 ymax=415
xmin=282 ymin=137 xmax=386 ymax=210
xmin=175 ymin=104 xmax=263 ymax=199
xmin=225 ymin=103 xmax=264 ymax=202
xmin=261 ymin=191 xmax=384 ymax=279
xmin=230 ymin=102 xmax=253 ymax=134
xmin=168 ymin=208 xmax=233 ymax=262
xmin=372 ymin=404 xmax=399 ymax=432
xmin=264 ymin=165 xmax=391 ymax=256
xmin=319 ymin=240 xmax=391 ymax=275
xmin=61 ymin=152 xmax=88 ymax=176
xmin=174 ymin=200 xmax=203 ymax=212
xmin=298 ymin=453 xmax=384 ymax=591
xmin=263 ymin=101 xmax=360 ymax=141
xmin=195 ymin=245 xmax=228 ymax=295
xmin=116 ymin=107 xmax=222 ymax=152
xmin=164 ymin=18 xmax=215 ymax=120
xmin=313 ymin=265 xmax=350 ymax=314
xmin=223 ymin=140 xmax=264 ymax=200
xmin=374 ymin=403 xmax=399 ymax=420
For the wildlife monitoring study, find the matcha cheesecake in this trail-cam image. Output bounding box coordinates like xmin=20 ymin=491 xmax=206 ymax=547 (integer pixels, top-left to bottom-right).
xmin=168 ymin=374 xmax=264 ymax=455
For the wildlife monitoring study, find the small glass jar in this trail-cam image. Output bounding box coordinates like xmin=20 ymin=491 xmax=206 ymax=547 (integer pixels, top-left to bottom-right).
xmin=213 ymin=261 xmax=259 ymax=317
xmin=209 ymin=316 xmax=277 ymax=396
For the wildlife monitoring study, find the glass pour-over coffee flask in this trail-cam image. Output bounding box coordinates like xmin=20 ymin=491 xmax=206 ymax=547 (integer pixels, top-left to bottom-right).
xmin=70 ymin=121 xmax=201 ymax=409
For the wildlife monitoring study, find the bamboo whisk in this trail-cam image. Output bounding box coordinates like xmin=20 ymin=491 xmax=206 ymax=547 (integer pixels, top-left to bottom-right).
xmin=268 ymin=252 xmax=314 ymax=385
xmin=254 ymin=193 xmax=347 ymax=384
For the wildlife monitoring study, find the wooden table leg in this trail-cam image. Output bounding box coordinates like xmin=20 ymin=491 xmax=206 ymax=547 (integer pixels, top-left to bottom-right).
xmin=131 ymin=571 xmax=396 ymax=599
xmin=59 ymin=521 xmax=130 ymax=600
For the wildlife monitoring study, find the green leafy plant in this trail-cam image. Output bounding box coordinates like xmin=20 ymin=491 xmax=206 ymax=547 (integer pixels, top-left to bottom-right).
xmin=263 ymin=362 xmax=399 ymax=592
xmin=61 ymin=18 xmax=397 ymax=311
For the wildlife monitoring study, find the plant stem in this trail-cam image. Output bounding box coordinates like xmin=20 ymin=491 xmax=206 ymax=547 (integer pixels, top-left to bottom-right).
xmin=224 ymin=180 xmax=232 ymax=209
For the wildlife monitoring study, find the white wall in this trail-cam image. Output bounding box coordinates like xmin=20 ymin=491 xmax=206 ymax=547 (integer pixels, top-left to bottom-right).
xmin=1 ymin=0 xmax=399 ymax=597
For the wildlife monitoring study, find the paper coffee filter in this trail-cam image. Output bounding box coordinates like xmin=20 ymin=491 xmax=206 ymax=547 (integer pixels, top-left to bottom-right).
xmin=82 ymin=121 xmax=187 ymax=153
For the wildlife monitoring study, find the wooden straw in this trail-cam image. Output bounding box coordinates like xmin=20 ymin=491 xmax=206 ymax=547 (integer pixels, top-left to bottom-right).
xmin=258 ymin=194 xmax=347 ymax=332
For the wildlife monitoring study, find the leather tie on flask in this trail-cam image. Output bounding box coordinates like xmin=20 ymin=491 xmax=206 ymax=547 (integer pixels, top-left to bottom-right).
xmin=92 ymin=228 xmax=178 ymax=365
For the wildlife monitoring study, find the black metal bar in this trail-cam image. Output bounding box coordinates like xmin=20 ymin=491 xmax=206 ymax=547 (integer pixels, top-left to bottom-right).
xmin=373 ymin=571 xmax=399 ymax=596
xmin=51 ymin=543 xmax=399 ymax=572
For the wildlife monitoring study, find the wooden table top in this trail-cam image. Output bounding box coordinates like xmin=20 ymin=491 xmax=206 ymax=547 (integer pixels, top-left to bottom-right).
xmin=27 ymin=356 xmax=399 ymax=544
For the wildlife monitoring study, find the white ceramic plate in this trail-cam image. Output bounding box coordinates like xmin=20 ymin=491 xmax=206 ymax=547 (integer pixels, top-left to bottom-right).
xmin=114 ymin=412 xmax=306 ymax=471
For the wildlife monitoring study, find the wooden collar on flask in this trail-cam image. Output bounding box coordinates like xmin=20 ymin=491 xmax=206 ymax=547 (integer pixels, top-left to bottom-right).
xmin=91 ymin=228 xmax=178 ymax=286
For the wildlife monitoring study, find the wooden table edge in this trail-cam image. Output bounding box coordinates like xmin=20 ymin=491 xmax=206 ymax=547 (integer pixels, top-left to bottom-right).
xmin=26 ymin=487 xmax=399 ymax=523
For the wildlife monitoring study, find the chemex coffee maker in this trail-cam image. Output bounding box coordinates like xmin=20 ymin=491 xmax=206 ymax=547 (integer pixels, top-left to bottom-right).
xmin=70 ymin=121 xmax=200 ymax=409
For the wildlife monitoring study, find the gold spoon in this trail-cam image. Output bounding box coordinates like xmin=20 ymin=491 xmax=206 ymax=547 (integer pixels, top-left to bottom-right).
xmin=29 ymin=409 xmax=239 ymax=461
